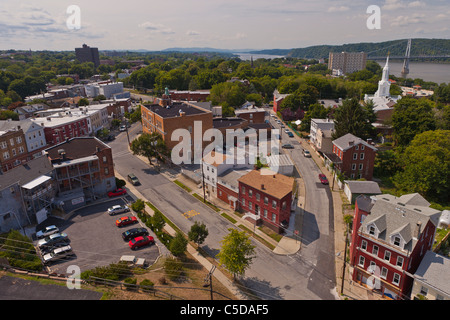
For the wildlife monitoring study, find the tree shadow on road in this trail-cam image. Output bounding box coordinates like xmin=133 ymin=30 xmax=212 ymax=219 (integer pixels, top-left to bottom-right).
xmin=237 ymin=276 xmax=284 ymax=300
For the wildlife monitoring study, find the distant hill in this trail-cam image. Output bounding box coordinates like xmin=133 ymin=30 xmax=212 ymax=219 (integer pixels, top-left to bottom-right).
xmin=251 ymin=38 xmax=450 ymax=60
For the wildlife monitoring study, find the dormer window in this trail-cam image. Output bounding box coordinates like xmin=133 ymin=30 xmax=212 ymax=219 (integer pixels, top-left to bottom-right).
xmin=369 ymin=226 xmax=375 ymax=235
xmin=393 ymin=236 xmax=401 ymax=246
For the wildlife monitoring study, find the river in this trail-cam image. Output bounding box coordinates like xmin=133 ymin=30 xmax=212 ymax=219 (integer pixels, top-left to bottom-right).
xmin=235 ymin=53 xmax=450 ymax=84
xmin=376 ymin=61 xmax=450 ymax=84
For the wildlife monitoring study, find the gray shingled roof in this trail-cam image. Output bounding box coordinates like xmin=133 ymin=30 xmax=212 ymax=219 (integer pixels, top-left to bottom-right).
xmin=345 ymin=180 xmax=381 ymax=194
xmin=333 ymin=133 xmax=377 ymax=151
xmin=0 ymin=156 xmax=53 ymax=190
xmin=414 ymin=251 xmax=450 ymax=297
xmin=360 ymin=194 xmax=441 ymax=252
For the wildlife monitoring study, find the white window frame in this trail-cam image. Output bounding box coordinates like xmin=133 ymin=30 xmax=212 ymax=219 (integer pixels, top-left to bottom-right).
xmin=384 ymin=251 xmax=391 ymax=262
xmin=361 ymin=240 xmax=367 ymax=250
xmin=358 ymin=255 xmax=365 ymax=267
xmin=392 ymin=273 xmax=401 ymax=286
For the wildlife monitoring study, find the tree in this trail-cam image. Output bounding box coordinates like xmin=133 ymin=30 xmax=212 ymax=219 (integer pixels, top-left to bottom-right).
xmin=391 ymin=97 xmax=436 ymax=147
xmin=170 ymin=232 xmax=188 ymax=257
xmin=393 ymin=130 xmax=450 ymax=203
xmin=130 ymin=132 xmax=167 ymax=165
xmin=217 ymin=228 xmax=256 ymax=280
xmin=188 ymin=221 xmax=209 ymax=248
xmin=78 ymin=98 xmax=89 ymax=106
xmin=332 ymin=98 xmax=375 ymax=140
xmin=299 ymin=103 xmax=329 ymax=131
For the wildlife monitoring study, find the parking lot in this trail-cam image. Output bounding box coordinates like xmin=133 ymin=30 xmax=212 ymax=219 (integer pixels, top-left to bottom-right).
xmin=34 ymin=196 xmax=161 ymax=274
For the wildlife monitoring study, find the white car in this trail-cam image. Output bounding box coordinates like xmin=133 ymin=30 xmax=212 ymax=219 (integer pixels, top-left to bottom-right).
xmin=119 ymin=125 xmax=127 ymax=132
xmin=107 ymin=204 xmax=130 ymax=216
xmin=36 ymin=225 xmax=59 ymax=239
xmin=42 ymin=245 xmax=74 ymax=265
xmin=38 ymin=233 xmax=69 ymax=248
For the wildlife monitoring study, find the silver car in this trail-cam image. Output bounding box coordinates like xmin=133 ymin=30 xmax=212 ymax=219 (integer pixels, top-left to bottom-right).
xmin=38 ymin=233 xmax=69 ymax=248
xmin=42 ymin=245 xmax=74 ymax=265
xmin=36 ymin=225 xmax=59 ymax=239
xmin=107 ymin=204 xmax=130 ymax=216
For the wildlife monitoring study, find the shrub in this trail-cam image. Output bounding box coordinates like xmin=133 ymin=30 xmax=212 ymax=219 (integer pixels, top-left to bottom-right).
xmin=124 ymin=277 xmax=137 ymax=290
xmin=164 ymin=257 xmax=184 ymax=281
xmin=140 ymin=279 xmax=154 ymax=292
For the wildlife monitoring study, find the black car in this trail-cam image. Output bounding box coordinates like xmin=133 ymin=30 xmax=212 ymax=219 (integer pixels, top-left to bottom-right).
xmin=122 ymin=228 xmax=149 ymax=241
xmin=282 ymin=144 xmax=294 ymax=149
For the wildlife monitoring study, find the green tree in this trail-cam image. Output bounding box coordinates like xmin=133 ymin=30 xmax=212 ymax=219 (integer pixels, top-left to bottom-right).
xmin=299 ymin=103 xmax=329 ymax=131
xmin=78 ymin=98 xmax=90 ymax=106
xmin=170 ymin=232 xmax=188 ymax=257
xmin=393 ymin=130 xmax=450 ymax=203
xmin=391 ymin=97 xmax=436 ymax=147
xmin=130 ymin=132 xmax=167 ymax=165
xmin=217 ymin=228 xmax=256 ymax=280
xmin=332 ymin=98 xmax=375 ymax=140
xmin=188 ymin=221 xmax=209 ymax=248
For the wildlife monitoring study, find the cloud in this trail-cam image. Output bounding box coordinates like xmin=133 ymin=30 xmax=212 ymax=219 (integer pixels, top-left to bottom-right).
xmin=383 ymin=0 xmax=426 ymax=10
xmin=327 ymin=6 xmax=350 ymax=13
xmin=186 ymin=30 xmax=200 ymax=36
xmin=390 ymin=13 xmax=425 ymax=27
xmin=139 ymin=22 xmax=175 ymax=34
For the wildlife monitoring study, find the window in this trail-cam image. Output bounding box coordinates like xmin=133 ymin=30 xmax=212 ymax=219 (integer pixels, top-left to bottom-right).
xmin=219 ymin=190 xmax=222 ymax=196
xmin=359 ymin=163 xmax=363 ymax=171
xmin=256 ymin=193 xmax=260 ymax=201
xmin=103 ymin=156 xmax=107 ymax=163
xmin=352 ymin=163 xmax=356 ymax=170
xmin=392 ymin=273 xmax=400 ymax=286
xmin=263 ymin=209 xmax=268 ymax=218
xmin=271 ymin=213 xmax=276 ymax=223
xmin=361 ymin=145 xmax=365 ymax=150
xmin=248 ymin=189 xmax=253 ymax=197
xmin=396 ymin=256 xmax=404 ymax=268
xmin=248 ymin=202 xmax=252 ymax=210
xmin=242 ymin=199 xmax=245 ymax=207
xmin=264 ymin=197 xmax=268 ymax=204
xmin=353 ymin=153 xmax=358 ymax=160
xmin=360 ymin=153 xmax=365 ymax=160
xmin=3 ymin=151 xmax=10 ymax=159
xmin=241 ymin=186 xmax=245 ymax=194
xmin=16 ymin=136 xmax=22 ymax=143
xmin=369 ymin=226 xmax=375 ymax=235
xmin=358 ymin=255 xmax=365 ymax=267
xmin=1 ymin=141 xmax=6 ymax=149
xmin=9 ymin=138 xmax=14 ymax=146
xmin=282 ymin=201 xmax=286 ymax=210
xmin=381 ymin=267 xmax=388 ymax=279
xmin=104 ymin=168 xmax=109 ymax=175
xmin=361 ymin=240 xmax=367 ymax=250
xmin=393 ymin=236 xmax=401 ymax=246
xmin=384 ymin=251 xmax=391 ymax=262
xmin=272 ymin=200 xmax=277 ymax=209
xmin=372 ymin=245 xmax=379 ymax=256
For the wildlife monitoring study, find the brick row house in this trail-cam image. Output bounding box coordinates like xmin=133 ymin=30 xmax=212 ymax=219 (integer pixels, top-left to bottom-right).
xmin=238 ymin=169 xmax=295 ymax=233
xmin=349 ymin=193 xmax=442 ymax=300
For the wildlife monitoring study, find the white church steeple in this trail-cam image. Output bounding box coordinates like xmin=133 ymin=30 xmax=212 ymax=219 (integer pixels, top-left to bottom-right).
xmin=375 ymin=53 xmax=391 ymax=98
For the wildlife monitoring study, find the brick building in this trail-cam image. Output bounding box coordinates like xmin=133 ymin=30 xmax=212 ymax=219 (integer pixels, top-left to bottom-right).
xmin=45 ymin=137 xmax=116 ymax=211
xmin=273 ymin=89 xmax=290 ymax=113
xmin=234 ymin=103 xmax=266 ymax=124
xmin=31 ymin=115 xmax=89 ymax=146
xmin=326 ymin=133 xmax=377 ymax=180
xmin=0 ymin=128 xmax=29 ymax=172
xmin=349 ymin=193 xmax=442 ymax=300
xmin=238 ymin=169 xmax=295 ymax=233
xmin=169 ymin=90 xmax=210 ymax=102
xmin=141 ymin=100 xmax=213 ymax=160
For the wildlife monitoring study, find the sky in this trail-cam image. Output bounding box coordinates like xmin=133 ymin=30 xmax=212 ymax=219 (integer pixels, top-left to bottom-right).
xmin=0 ymin=0 xmax=449 ymax=51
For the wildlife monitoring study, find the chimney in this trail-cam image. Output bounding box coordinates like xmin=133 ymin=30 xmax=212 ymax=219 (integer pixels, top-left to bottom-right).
xmin=261 ymin=184 xmax=265 ymax=190
xmin=414 ymin=221 xmax=422 ymax=239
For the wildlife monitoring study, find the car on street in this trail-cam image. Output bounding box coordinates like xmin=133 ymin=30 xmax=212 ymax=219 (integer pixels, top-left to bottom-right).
xmin=119 ymin=125 xmax=127 ymax=132
xmin=122 ymin=227 xmax=149 ymax=241
xmin=38 ymin=233 xmax=69 ymax=248
xmin=318 ymin=174 xmax=329 ymax=185
xmin=107 ymin=204 xmax=130 ymax=216
xmin=129 ymin=236 xmax=155 ymax=250
xmin=284 ymin=129 xmax=290 ymax=133
xmin=116 ymin=216 xmax=138 ymax=227
xmin=127 ymin=173 xmax=140 ymax=186
xmin=303 ymin=149 xmax=311 ymax=157
xmin=42 ymin=245 xmax=74 ymax=265
xmin=282 ymin=144 xmax=294 ymax=149
xmin=36 ymin=225 xmax=59 ymax=239
xmin=108 ymin=188 xmax=127 ymax=197
xmin=287 ymin=132 xmax=294 ymax=138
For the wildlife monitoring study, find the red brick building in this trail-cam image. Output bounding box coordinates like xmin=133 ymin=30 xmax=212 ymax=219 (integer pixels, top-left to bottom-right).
xmin=31 ymin=116 xmax=89 ymax=146
xmin=169 ymin=90 xmax=210 ymax=102
xmin=0 ymin=129 xmax=29 ymax=172
xmin=330 ymin=133 xmax=377 ymax=180
xmin=238 ymin=169 xmax=295 ymax=233
xmin=273 ymin=89 xmax=289 ymax=113
xmin=349 ymin=194 xmax=442 ymax=300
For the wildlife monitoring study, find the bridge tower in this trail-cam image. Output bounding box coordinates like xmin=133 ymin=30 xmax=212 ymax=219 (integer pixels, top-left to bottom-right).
xmin=401 ymin=39 xmax=411 ymax=78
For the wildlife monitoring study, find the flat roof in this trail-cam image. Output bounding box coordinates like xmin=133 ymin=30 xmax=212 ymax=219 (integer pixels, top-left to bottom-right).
xmin=143 ymin=102 xmax=209 ymax=118
xmin=21 ymin=175 xmax=52 ymax=190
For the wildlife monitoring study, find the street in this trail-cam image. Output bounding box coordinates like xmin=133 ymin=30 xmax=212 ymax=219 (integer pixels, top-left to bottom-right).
xmin=109 ymin=116 xmax=338 ymax=300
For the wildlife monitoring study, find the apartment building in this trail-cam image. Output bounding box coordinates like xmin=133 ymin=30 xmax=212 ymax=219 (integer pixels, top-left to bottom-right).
xmin=328 ymin=52 xmax=367 ymax=75
xmin=349 ymin=193 xmax=442 ymax=300
xmin=0 ymin=128 xmax=29 ymax=172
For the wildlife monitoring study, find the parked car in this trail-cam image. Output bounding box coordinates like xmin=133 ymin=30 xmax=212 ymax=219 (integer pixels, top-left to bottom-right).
xmin=287 ymin=132 xmax=294 ymax=138
xmin=127 ymin=173 xmax=140 ymax=186
xmin=129 ymin=236 xmax=155 ymax=250
xmin=36 ymin=225 xmax=59 ymax=239
xmin=284 ymin=129 xmax=290 ymax=133
xmin=318 ymin=174 xmax=329 ymax=185
xmin=42 ymin=245 xmax=74 ymax=265
xmin=122 ymin=227 xmax=149 ymax=241
xmin=107 ymin=204 xmax=130 ymax=216
xmin=282 ymin=144 xmax=294 ymax=149
xmin=119 ymin=125 xmax=127 ymax=132
xmin=38 ymin=233 xmax=69 ymax=248
xmin=108 ymin=188 xmax=127 ymax=197
xmin=303 ymin=149 xmax=311 ymax=157
xmin=39 ymin=242 xmax=70 ymax=255
xmin=116 ymin=216 xmax=138 ymax=227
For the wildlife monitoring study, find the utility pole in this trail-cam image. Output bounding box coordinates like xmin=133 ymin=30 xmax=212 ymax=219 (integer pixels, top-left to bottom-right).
xmin=340 ymin=223 xmax=349 ymax=296
xmin=203 ymin=265 xmax=216 ymax=300
xmin=201 ymin=161 xmax=206 ymax=203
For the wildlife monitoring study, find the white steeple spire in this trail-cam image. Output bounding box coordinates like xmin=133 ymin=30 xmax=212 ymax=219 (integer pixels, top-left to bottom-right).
xmin=375 ymin=53 xmax=391 ymax=98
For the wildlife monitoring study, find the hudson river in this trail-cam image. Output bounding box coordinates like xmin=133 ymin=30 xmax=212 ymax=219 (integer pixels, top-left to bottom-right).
xmin=235 ymin=53 xmax=449 ymax=84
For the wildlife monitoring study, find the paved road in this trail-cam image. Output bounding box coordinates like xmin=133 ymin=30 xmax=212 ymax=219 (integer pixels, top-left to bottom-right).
xmin=109 ymin=120 xmax=337 ymax=300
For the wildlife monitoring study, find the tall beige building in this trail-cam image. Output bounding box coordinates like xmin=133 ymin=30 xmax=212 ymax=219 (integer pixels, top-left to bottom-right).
xmin=328 ymin=52 xmax=367 ymax=74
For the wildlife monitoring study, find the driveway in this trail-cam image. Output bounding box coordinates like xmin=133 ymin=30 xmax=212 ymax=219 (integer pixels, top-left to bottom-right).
xmin=35 ymin=196 xmax=161 ymax=274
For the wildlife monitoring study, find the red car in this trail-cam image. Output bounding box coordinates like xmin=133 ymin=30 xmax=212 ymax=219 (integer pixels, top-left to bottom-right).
xmin=319 ymin=174 xmax=329 ymax=185
xmin=108 ymin=188 xmax=127 ymax=197
xmin=129 ymin=236 xmax=155 ymax=250
xmin=116 ymin=216 xmax=138 ymax=227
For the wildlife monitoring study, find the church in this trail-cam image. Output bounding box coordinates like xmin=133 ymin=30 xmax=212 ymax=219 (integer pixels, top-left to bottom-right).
xmin=364 ymin=54 xmax=402 ymax=112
